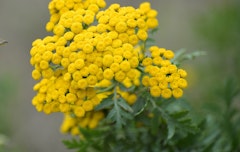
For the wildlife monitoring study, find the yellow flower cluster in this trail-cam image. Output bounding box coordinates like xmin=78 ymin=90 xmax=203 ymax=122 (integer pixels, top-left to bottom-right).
xmin=141 ymin=46 xmax=188 ymax=98
xmin=61 ymin=111 xmax=104 ymax=135
xmin=30 ymin=0 xmax=187 ymax=135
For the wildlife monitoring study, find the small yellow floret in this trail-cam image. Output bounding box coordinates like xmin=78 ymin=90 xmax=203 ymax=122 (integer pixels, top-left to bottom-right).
xmin=74 ymin=106 xmax=85 ymax=117
xmin=115 ymin=22 xmax=127 ymax=33
xmin=150 ymin=86 xmax=161 ymax=97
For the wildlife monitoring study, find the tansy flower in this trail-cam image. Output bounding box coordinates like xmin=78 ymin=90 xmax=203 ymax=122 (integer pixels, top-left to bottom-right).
xmin=30 ymin=0 xmax=188 ymax=136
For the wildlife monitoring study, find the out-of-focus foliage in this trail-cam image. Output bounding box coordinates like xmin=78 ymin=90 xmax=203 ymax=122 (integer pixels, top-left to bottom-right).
xmin=0 ymin=42 xmax=18 ymax=151
xmin=0 ymin=75 xmax=12 ymax=151
xmin=198 ymin=79 xmax=240 ymax=152
xmin=195 ymin=1 xmax=240 ymax=51
xmin=190 ymin=1 xmax=240 ymax=152
xmin=194 ymin=1 xmax=240 ymax=79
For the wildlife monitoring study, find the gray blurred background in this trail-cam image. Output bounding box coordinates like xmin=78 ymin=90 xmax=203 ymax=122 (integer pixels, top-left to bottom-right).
xmin=0 ymin=0 xmax=238 ymax=151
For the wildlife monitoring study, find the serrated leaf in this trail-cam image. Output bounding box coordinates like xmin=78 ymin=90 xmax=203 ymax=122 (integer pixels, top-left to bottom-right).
xmin=106 ymin=108 xmax=117 ymax=121
xmin=63 ymin=138 xmax=82 ymax=149
xmin=171 ymin=48 xmax=206 ymax=65
xmin=223 ymin=78 xmax=240 ymax=103
xmin=146 ymin=38 xmax=155 ymax=43
xmin=115 ymin=108 xmax=124 ymax=128
xmin=95 ymin=97 xmax=114 ymax=111
xmin=132 ymin=97 xmax=147 ymax=116
xmin=150 ymin=28 xmax=159 ymax=35
xmin=170 ymin=110 xmax=189 ymax=119
xmin=120 ymin=109 xmax=133 ymax=119
xmin=150 ymin=110 xmax=160 ymax=135
xmin=79 ymin=127 xmax=94 ymax=140
xmin=201 ymin=129 xmax=221 ymax=148
xmin=167 ymin=120 xmax=176 ymax=140
xmin=178 ymin=117 xmax=192 ymax=124
xmin=96 ymin=84 xmax=115 ymax=93
xmin=118 ymin=99 xmax=133 ymax=113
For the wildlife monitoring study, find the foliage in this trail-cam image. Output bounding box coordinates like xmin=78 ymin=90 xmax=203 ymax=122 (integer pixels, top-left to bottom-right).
xmin=197 ymin=79 xmax=240 ymax=152
xmin=191 ymin=1 xmax=240 ymax=151
xmin=63 ymin=97 xmax=200 ymax=152
xmin=195 ymin=2 xmax=240 ymax=51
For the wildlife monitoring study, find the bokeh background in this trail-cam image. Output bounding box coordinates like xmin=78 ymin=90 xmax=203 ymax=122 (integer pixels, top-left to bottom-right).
xmin=0 ymin=0 xmax=239 ymax=151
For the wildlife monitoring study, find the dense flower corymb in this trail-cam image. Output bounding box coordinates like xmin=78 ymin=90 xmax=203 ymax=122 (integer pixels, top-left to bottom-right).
xmin=30 ymin=0 xmax=187 ymax=135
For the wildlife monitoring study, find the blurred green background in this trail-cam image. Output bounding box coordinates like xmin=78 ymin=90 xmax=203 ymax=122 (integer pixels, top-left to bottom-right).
xmin=0 ymin=0 xmax=239 ymax=151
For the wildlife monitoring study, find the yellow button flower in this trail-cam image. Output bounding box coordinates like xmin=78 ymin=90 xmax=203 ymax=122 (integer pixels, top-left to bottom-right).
xmin=110 ymin=62 xmax=120 ymax=73
xmin=59 ymin=103 xmax=71 ymax=113
xmin=115 ymin=71 xmax=126 ymax=82
xmin=83 ymin=14 xmax=95 ymax=25
xmin=74 ymin=59 xmax=85 ymax=69
xmin=127 ymin=18 xmax=137 ymax=28
xmin=115 ymin=21 xmax=127 ymax=33
xmin=142 ymin=75 xmax=150 ymax=87
xmin=82 ymin=100 xmax=94 ymax=111
xmin=39 ymin=60 xmax=49 ymax=70
xmin=103 ymin=68 xmax=114 ymax=80
xmin=120 ymin=60 xmax=131 ymax=72
xmin=32 ymin=69 xmax=41 ymax=80
xmin=126 ymin=94 xmax=137 ymax=105
xmin=77 ymin=79 xmax=88 ymax=89
xmin=178 ymin=69 xmax=188 ymax=78
xmin=129 ymin=57 xmax=139 ymax=68
xmin=150 ymin=86 xmax=161 ymax=97
xmin=177 ymin=78 xmax=188 ymax=88
xmin=139 ymin=2 xmax=151 ymax=13
xmin=74 ymin=106 xmax=85 ymax=117
xmin=142 ymin=57 xmax=153 ymax=66
xmin=53 ymin=24 xmax=65 ymax=36
xmin=103 ymin=54 xmax=114 ymax=67
xmin=161 ymin=88 xmax=172 ymax=99
xmin=163 ymin=50 xmax=175 ymax=59
xmin=66 ymin=93 xmax=77 ymax=104
xmin=87 ymin=75 xmax=98 ymax=85
xmin=137 ymin=29 xmax=148 ymax=41
xmin=83 ymin=43 xmax=94 ymax=53
xmin=172 ymin=88 xmax=183 ymax=98
xmin=147 ymin=18 xmax=158 ymax=29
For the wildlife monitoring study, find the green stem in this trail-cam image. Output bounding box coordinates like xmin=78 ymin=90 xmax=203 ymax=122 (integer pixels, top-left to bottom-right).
xmin=149 ymin=98 xmax=169 ymax=121
xmin=113 ymin=84 xmax=121 ymax=128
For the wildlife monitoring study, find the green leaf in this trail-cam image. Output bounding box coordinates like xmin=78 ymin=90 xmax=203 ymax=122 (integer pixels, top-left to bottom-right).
xmin=150 ymin=28 xmax=159 ymax=35
xmin=120 ymin=109 xmax=133 ymax=120
xmin=106 ymin=108 xmax=117 ymax=121
xmin=96 ymin=84 xmax=115 ymax=93
xmin=132 ymin=96 xmax=147 ymax=116
xmin=118 ymin=83 xmax=136 ymax=92
xmin=167 ymin=120 xmax=176 ymax=140
xmin=150 ymin=109 xmax=160 ymax=135
xmin=222 ymin=78 xmax=239 ymax=104
xmin=94 ymin=95 xmax=114 ymax=111
xmin=63 ymin=138 xmax=82 ymax=149
xmin=104 ymin=86 xmax=135 ymax=128
xmin=118 ymin=99 xmax=133 ymax=113
xmin=170 ymin=110 xmax=189 ymax=120
xmin=171 ymin=48 xmax=206 ymax=65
